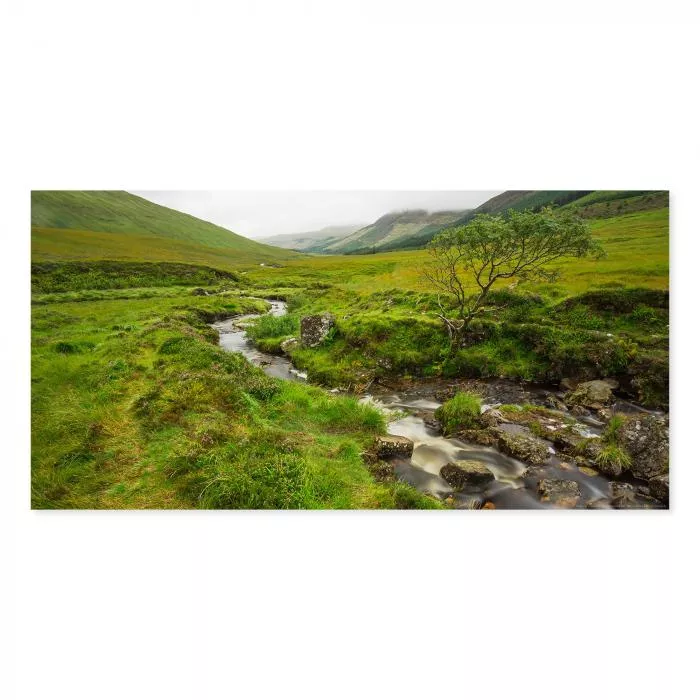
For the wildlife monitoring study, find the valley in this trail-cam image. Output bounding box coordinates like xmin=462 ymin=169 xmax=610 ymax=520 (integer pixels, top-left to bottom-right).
xmin=30 ymin=190 xmax=670 ymax=509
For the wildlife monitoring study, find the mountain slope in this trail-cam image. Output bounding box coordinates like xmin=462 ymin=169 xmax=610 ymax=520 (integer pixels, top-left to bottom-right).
xmin=257 ymin=225 xmax=363 ymax=251
xmin=321 ymin=210 xmax=469 ymax=254
xmin=387 ymin=190 xmax=667 ymax=252
xmin=31 ymin=191 xmax=298 ymax=268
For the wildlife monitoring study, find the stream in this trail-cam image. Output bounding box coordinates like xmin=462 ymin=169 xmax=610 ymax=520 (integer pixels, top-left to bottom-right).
xmin=211 ymin=299 xmax=656 ymax=510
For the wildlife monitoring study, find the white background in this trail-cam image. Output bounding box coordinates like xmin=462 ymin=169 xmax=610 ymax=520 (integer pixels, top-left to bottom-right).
xmin=3 ymin=2 xmax=699 ymax=699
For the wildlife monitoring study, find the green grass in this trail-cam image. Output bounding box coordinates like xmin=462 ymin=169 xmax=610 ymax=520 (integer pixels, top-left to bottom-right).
xmin=31 ymin=191 xmax=300 ymax=267
xmin=31 ymin=285 xmax=439 ymax=509
xmin=595 ymin=444 xmax=632 ymax=472
xmin=31 ymin=260 xmax=240 ymax=293
xmin=30 ymin=195 xmax=669 ymax=507
xmin=434 ymin=392 xmax=482 ymax=434
xmin=232 ymin=206 xmax=669 ymax=406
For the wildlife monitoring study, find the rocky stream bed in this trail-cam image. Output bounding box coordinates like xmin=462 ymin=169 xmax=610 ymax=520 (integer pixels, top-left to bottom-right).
xmin=212 ymin=300 xmax=670 ymax=510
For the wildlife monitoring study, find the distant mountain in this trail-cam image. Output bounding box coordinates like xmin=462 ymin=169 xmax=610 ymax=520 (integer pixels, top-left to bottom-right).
xmin=380 ymin=190 xmax=668 ymax=252
xmin=31 ymin=190 xmax=298 ymax=268
xmin=318 ymin=210 xmax=470 ymax=254
xmin=257 ymin=225 xmax=364 ymax=251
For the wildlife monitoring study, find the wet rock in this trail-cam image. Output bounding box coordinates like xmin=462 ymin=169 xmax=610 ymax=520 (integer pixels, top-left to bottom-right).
xmin=300 ymin=313 xmax=335 ymax=348
xmin=537 ymin=479 xmax=581 ymax=508
xmin=597 ymin=407 xmax=613 ymax=422
xmin=578 ymin=466 xmax=600 ymax=477
xmin=479 ymin=408 xmax=505 ymax=427
xmin=424 ymin=417 xmax=441 ymax=431
xmin=610 ymin=482 xmax=635 ymax=499
xmin=564 ymin=380 xmax=615 ymax=410
xmin=544 ymin=394 xmax=567 ymax=411
xmin=560 ymin=378 xmax=580 ymax=392
xmin=495 ymin=430 xmax=550 ymax=465
xmin=570 ymin=405 xmax=589 ymax=417
xmin=648 ymin=473 xmax=669 ymax=505
xmin=482 ymin=501 xmax=496 ymax=510
xmin=551 ymin=428 xmax=582 ymax=454
xmin=456 ymin=428 xmax=498 ymax=446
xmin=618 ymin=414 xmax=669 ymax=480
xmin=280 ymin=337 xmax=298 ymax=355
xmin=440 ymin=460 xmax=494 ymax=490
xmin=586 ymin=498 xmax=611 ymax=509
xmin=609 ymin=482 xmax=638 ymax=509
xmin=374 ymin=434 xmax=414 ymax=459
xmin=577 ymin=438 xmax=603 ymax=464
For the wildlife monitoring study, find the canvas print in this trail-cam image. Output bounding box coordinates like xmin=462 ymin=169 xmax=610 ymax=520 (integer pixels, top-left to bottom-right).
xmin=31 ymin=190 xmax=670 ymax=509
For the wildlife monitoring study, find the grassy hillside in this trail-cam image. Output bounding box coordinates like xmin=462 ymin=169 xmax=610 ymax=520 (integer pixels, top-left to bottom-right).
xmin=239 ymin=205 xmax=669 ymax=407
xmin=246 ymin=206 xmax=669 ymax=294
xmin=31 ymin=191 xmax=299 ymax=268
xmin=257 ymin=225 xmax=363 ymax=251
xmin=321 ymin=210 xmax=468 ymax=254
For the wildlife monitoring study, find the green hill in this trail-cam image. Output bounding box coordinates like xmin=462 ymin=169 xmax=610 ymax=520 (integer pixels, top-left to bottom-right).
xmin=319 ymin=210 xmax=469 ymax=254
xmin=257 ymin=225 xmax=364 ymax=251
xmin=31 ymin=190 xmax=299 ymax=269
xmin=366 ymin=190 xmax=668 ymax=252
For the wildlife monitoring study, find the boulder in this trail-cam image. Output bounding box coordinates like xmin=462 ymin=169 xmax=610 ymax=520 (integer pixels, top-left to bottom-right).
xmin=374 ymin=434 xmax=414 ymax=459
xmin=551 ymin=428 xmax=581 ymax=454
xmin=610 ymin=482 xmax=635 ymax=499
xmin=479 ymin=408 xmax=505 ymax=427
xmin=618 ymin=414 xmax=669 ymax=480
xmin=544 ymin=394 xmax=567 ymax=411
xmin=609 ymin=482 xmax=637 ymax=509
xmin=495 ymin=430 xmax=550 ymax=465
xmin=280 ymin=337 xmax=299 ymax=355
xmin=560 ymin=378 xmax=580 ymax=392
xmin=440 ymin=460 xmax=494 ymax=490
xmin=564 ymin=380 xmax=615 ymax=410
xmin=300 ymin=313 xmax=335 ymax=348
xmin=576 ymin=438 xmax=603 ymax=464
xmin=537 ymin=479 xmax=581 ymax=508
xmin=648 ymin=473 xmax=669 ymax=505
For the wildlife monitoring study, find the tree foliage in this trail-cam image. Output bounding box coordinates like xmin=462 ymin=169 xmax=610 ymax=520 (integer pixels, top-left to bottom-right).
xmin=424 ymin=207 xmax=603 ymax=344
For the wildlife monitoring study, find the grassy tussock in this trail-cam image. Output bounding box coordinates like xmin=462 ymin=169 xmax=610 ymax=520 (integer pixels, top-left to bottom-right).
xmin=435 ymin=392 xmax=482 ymax=434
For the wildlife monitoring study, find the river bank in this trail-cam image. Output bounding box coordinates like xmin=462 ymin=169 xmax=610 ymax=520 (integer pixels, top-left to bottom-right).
xmin=216 ymin=300 xmax=669 ymax=510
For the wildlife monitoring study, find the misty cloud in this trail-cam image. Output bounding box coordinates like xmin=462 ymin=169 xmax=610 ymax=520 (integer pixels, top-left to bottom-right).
xmin=129 ymin=191 xmax=502 ymax=238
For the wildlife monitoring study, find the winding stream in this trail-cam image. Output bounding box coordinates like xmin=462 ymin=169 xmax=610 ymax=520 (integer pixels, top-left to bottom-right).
xmin=212 ymin=299 xmax=655 ymax=510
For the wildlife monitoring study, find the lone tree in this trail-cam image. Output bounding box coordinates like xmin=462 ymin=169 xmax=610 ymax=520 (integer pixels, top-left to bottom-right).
xmin=424 ymin=207 xmax=603 ymax=347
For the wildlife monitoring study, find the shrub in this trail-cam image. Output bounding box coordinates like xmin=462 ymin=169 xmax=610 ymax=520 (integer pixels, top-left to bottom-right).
xmin=435 ymin=392 xmax=482 ymax=434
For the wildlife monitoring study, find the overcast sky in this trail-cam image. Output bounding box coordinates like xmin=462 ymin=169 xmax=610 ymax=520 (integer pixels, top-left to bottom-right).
xmin=130 ymin=191 xmax=502 ymax=238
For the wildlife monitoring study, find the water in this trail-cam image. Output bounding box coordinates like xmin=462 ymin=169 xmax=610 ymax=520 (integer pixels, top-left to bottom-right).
xmin=211 ymin=301 xmax=308 ymax=382
xmin=213 ymin=299 xmax=654 ymax=510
